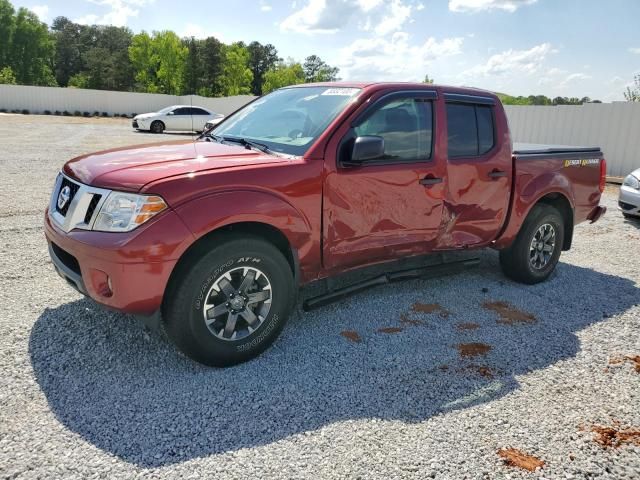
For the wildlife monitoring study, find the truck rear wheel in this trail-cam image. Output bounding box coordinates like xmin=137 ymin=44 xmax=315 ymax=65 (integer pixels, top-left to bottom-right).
xmin=164 ymin=234 xmax=295 ymax=366
xmin=499 ymin=204 xmax=564 ymax=284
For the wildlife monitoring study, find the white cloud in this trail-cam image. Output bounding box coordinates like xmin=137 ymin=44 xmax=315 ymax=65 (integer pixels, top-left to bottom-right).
xmin=280 ymin=0 xmax=413 ymax=35
xmin=31 ymin=5 xmax=49 ymax=21
xmin=629 ymin=47 xmax=640 ymax=54
xmin=374 ymin=0 xmax=412 ymax=35
xmin=464 ymin=43 xmax=554 ymax=77
xmin=449 ymin=0 xmax=537 ymax=13
xmin=76 ymin=0 xmax=154 ymax=27
xmin=558 ymin=72 xmax=591 ymax=87
xmin=260 ymin=0 xmax=272 ymax=11
xmin=339 ymin=32 xmax=464 ymax=81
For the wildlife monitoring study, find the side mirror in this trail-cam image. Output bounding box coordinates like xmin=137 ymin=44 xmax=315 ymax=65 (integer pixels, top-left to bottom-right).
xmin=167 ymin=111 xmax=174 ymax=116
xmin=351 ymin=135 xmax=385 ymax=163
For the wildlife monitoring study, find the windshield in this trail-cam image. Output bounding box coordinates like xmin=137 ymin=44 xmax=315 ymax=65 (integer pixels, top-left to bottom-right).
xmin=210 ymin=86 xmax=361 ymax=156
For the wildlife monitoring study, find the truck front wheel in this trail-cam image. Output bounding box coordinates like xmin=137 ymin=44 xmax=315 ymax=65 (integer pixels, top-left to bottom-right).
xmin=164 ymin=234 xmax=295 ymax=366
xmin=499 ymin=204 xmax=565 ymax=284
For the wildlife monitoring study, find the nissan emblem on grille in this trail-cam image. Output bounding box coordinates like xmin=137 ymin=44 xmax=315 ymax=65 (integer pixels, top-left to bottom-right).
xmin=57 ymin=186 xmax=71 ymax=210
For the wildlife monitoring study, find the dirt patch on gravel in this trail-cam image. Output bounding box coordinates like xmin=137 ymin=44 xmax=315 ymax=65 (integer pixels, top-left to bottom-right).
xmin=609 ymin=355 xmax=640 ymax=373
xmin=456 ymin=322 xmax=480 ymax=331
xmin=498 ymin=448 xmax=545 ymax=472
xmin=411 ymin=302 xmax=449 ymax=318
xmin=457 ymin=342 xmax=492 ymax=358
xmin=482 ymin=301 xmax=536 ymax=325
xmin=399 ymin=313 xmax=424 ymax=326
xmin=340 ymin=330 xmax=362 ymax=343
xmin=377 ymin=327 xmax=403 ymax=334
xmin=591 ymin=424 xmax=640 ymax=448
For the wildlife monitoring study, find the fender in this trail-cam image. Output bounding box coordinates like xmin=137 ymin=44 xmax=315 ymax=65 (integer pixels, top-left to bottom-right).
xmin=494 ymin=169 xmax=575 ymax=249
xmin=173 ymin=189 xmax=320 ymax=282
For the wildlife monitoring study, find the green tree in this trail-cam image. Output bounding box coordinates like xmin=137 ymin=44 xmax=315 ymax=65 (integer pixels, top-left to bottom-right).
xmin=423 ymin=74 xmax=434 ymax=84
xmin=624 ymin=75 xmax=640 ymax=102
xmin=8 ymin=7 xmax=56 ymax=85
xmin=247 ymin=41 xmax=280 ymax=95
xmin=200 ymin=36 xmax=225 ymax=96
xmin=50 ymin=16 xmax=87 ymax=86
xmin=129 ymin=30 xmax=187 ymax=94
xmin=67 ymin=72 xmax=89 ymax=88
xmin=0 ymin=65 xmax=16 ymax=84
xmin=262 ymin=60 xmax=305 ymax=93
xmin=183 ymin=36 xmax=203 ymax=94
xmin=302 ymin=54 xmax=339 ymax=83
xmin=83 ymin=26 xmax=134 ymax=90
xmin=0 ymin=0 xmax=15 ymax=68
xmin=221 ymin=42 xmax=253 ymax=95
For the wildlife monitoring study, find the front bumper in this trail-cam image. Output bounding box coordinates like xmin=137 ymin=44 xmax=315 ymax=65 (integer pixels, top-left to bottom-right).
xmin=618 ymin=185 xmax=640 ymax=216
xmin=44 ymin=208 xmax=194 ymax=315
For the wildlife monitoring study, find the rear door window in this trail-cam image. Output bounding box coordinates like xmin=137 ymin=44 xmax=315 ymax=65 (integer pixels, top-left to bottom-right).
xmin=191 ymin=108 xmax=210 ymax=115
xmin=446 ymin=103 xmax=495 ymax=157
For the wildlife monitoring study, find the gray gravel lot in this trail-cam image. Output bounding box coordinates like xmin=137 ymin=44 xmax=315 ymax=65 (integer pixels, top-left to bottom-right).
xmin=1 ymin=114 xmax=639 ymax=479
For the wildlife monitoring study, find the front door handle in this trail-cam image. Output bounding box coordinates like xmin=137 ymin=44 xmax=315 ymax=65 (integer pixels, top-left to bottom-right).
xmin=419 ymin=176 xmax=443 ymax=186
xmin=488 ymin=169 xmax=507 ymax=179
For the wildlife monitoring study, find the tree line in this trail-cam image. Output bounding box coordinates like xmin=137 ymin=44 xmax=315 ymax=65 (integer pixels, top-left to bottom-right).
xmin=0 ymin=0 xmax=339 ymax=96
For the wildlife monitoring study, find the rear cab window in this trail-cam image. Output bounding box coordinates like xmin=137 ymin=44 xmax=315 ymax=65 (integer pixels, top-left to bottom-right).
xmin=446 ymin=100 xmax=495 ymax=158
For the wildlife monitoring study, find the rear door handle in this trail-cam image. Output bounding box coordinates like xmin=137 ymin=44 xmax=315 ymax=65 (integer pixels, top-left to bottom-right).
xmin=419 ymin=176 xmax=443 ymax=186
xmin=488 ymin=170 xmax=507 ymax=179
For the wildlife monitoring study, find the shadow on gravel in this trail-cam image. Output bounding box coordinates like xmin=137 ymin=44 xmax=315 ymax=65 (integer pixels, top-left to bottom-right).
xmin=29 ymin=258 xmax=639 ymax=467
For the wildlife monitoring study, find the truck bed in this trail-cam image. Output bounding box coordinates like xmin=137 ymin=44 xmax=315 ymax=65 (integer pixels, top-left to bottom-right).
xmin=513 ymin=143 xmax=602 ymax=159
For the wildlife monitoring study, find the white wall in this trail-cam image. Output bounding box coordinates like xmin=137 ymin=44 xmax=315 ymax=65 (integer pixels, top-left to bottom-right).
xmin=504 ymin=103 xmax=640 ymax=178
xmin=1 ymin=84 xmax=639 ymax=177
xmin=0 ymin=84 xmax=255 ymax=117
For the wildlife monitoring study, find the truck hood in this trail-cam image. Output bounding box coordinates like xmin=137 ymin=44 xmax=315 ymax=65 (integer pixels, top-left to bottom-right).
xmin=63 ymin=140 xmax=291 ymax=191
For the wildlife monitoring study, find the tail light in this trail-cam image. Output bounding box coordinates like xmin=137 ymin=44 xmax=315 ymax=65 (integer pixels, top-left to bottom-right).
xmin=599 ymin=158 xmax=606 ymax=193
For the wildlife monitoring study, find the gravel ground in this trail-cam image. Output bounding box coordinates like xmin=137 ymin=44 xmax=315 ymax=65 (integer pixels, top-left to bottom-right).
xmin=1 ymin=114 xmax=639 ymax=479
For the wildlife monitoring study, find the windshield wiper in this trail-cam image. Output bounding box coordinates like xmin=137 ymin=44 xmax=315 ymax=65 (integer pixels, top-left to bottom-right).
xmin=221 ymin=136 xmax=273 ymax=154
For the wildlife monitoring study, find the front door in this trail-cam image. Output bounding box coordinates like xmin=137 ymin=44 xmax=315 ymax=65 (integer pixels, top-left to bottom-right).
xmin=323 ymin=92 xmax=445 ymax=271
xmin=165 ymin=107 xmax=191 ymax=131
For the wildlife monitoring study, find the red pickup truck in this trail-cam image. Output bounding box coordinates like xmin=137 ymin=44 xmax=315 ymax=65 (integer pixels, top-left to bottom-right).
xmin=45 ymin=82 xmax=607 ymax=366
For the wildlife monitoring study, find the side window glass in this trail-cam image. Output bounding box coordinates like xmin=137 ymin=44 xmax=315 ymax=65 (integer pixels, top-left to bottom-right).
xmin=446 ymin=102 xmax=495 ymax=157
xmin=446 ymin=103 xmax=477 ymax=157
xmin=476 ymin=105 xmax=495 ymax=154
xmin=354 ymin=98 xmax=432 ymax=162
xmin=174 ymin=108 xmax=189 ymax=115
xmin=192 ymin=108 xmax=209 ymax=115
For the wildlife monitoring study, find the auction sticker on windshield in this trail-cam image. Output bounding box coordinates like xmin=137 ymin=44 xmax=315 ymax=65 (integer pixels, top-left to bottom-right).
xmin=321 ymin=88 xmax=360 ymax=96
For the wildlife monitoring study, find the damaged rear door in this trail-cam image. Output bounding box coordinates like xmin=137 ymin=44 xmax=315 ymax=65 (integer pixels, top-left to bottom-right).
xmin=438 ymin=93 xmax=512 ymax=248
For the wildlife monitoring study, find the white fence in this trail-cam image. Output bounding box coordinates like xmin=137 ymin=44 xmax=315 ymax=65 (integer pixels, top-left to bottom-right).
xmin=1 ymin=84 xmax=639 ymax=177
xmin=504 ymin=103 xmax=640 ymax=178
xmin=0 ymin=84 xmax=255 ymax=117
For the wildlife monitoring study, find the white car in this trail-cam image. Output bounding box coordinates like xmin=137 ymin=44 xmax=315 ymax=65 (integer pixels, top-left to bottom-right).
xmin=132 ymin=105 xmax=224 ymax=134
xmin=619 ymin=168 xmax=640 ymax=218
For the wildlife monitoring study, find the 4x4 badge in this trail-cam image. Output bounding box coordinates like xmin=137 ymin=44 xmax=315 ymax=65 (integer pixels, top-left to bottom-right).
xmin=57 ymin=186 xmax=71 ymax=210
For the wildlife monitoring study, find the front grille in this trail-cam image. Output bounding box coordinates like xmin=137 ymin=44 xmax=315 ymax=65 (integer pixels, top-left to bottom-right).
xmin=132 ymin=120 xmax=139 ymax=128
xmin=84 ymin=194 xmax=102 ymax=224
xmin=51 ymin=242 xmax=81 ymax=275
xmin=55 ymin=177 xmax=80 ymax=216
xmin=619 ymin=201 xmax=635 ymax=211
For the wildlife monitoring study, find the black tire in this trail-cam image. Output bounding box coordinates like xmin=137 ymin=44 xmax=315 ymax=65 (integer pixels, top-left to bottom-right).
xmin=164 ymin=233 xmax=295 ymax=367
xmin=499 ymin=204 xmax=565 ymax=284
xmin=150 ymin=120 xmax=164 ymax=134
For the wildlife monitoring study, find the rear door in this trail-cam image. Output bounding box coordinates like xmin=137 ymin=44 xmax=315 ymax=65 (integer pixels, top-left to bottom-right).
xmin=439 ymin=93 xmax=512 ymax=247
xmin=323 ymin=90 xmax=446 ymax=271
xmin=190 ymin=107 xmax=211 ymax=131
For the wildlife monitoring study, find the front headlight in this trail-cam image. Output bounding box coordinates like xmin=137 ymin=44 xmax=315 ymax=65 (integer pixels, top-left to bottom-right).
xmin=93 ymin=192 xmax=167 ymax=232
xmin=623 ymin=174 xmax=640 ymax=190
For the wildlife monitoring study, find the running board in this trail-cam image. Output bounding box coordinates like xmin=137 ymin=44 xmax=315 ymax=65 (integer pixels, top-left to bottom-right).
xmin=302 ymin=255 xmax=480 ymax=311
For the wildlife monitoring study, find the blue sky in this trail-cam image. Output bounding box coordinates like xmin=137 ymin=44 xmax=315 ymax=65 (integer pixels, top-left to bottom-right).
xmin=13 ymin=0 xmax=640 ymax=101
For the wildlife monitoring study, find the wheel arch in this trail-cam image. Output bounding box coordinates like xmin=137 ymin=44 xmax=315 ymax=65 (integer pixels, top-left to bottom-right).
xmin=535 ymin=192 xmax=574 ymax=250
xmin=162 ymin=221 xmax=299 ymax=315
